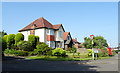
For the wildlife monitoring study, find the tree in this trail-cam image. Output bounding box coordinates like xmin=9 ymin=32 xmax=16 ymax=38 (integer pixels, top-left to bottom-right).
xmin=7 ymin=34 xmax=15 ymax=49
xmin=83 ymin=36 xmax=108 ymax=49
xmin=15 ymin=33 xmax=24 ymax=45
xmin=71 ymin=45 xmax=77 ymax=56
xmin=0 ymin=30 xmax=7 ymax=37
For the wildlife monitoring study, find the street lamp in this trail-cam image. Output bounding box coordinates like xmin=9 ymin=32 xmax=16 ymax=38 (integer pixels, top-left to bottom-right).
xmin=90 ymin=35 xmax=94 ymax=60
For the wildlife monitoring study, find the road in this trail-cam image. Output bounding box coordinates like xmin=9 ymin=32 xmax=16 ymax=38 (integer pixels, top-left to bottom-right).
xmin=2 ymin=53 xmax=119 ymax=72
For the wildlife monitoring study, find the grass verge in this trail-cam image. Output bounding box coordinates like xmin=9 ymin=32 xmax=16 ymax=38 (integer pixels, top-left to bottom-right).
xmin=26 ymin=55 xmax=111 ymax=61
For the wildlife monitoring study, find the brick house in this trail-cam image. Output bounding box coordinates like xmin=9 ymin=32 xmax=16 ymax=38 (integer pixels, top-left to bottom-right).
xmin=18 ymin=17 xmax=73 ymax=49
xmin=72 ymin=38 xmax=81 ymax=48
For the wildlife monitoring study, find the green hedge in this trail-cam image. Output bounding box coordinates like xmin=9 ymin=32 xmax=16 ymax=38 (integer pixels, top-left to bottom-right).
xmin=4 ymin=48 xmax=29 ymax=56
xmin=17 ymin=41 xmax=34 ymax=51
xmin=15 ymin=33 xmax=24 ymax=45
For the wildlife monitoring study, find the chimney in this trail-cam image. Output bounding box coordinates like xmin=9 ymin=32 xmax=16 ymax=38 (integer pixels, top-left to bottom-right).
xmin=75 ymin=38 xmax=77 ymax=41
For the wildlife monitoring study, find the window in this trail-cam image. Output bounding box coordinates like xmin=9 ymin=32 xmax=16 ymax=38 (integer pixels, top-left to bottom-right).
xmin=59 ymin=31 xmax=62 ymax=37
xmin=46 ymin=29 xmax=49 ymax=35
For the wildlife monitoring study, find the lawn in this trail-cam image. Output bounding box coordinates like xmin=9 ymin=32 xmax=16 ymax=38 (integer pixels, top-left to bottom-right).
xmin=26 ymin=55 xmax=111 ymax=61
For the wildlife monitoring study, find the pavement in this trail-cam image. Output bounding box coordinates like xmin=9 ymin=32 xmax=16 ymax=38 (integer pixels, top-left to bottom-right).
xmin=2 ymin=53 xmax=119 ymax=72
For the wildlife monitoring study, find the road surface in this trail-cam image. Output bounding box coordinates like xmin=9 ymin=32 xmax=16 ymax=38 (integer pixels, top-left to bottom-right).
xmin=2 ymin=53 xmax=119 ymax=72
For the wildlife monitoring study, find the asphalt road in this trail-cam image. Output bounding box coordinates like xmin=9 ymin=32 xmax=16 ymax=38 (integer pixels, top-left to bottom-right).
xmin=2 ymin=53 xmax=119 ymax=72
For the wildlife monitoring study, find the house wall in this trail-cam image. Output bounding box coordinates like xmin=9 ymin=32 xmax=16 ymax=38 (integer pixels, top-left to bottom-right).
xmin=46 ymin=28 xmax=55 ymax=48
xmin=20 ymin=30 xmax=30 ymax=41
xmin=35 ymin=28 xmax=46 ymax=42
xmin=55 ymin=26 xmax=64 ymax=48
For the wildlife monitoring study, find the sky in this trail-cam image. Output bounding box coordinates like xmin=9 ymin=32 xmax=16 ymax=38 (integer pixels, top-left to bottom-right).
xmin=2 ymin=2 xmax=118 ymax=47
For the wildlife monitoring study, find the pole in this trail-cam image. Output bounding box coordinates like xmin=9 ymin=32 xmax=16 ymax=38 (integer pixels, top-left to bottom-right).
xmin=92 ymin=40 xmax=94 ymax=60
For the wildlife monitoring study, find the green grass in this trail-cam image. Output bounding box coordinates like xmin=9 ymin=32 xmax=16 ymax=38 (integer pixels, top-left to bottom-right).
xmin=26 ymin=55 xmax=92 ymax=61
xmin=26 ymin=55 xmax=111 ymax=61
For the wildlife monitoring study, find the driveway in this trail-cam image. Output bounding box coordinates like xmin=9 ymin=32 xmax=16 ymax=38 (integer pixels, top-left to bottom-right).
xmin=2 ymin=53 xmax=119 ymax=72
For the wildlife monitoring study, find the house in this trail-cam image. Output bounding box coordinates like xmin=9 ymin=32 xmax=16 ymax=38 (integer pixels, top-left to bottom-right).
xmin=18 ymin=17 xmax=70 ymax=49
xmin=64 ymin=32 xmax=73 ymax=50
xmin=72 ymin=38 xmax=81 ymax=48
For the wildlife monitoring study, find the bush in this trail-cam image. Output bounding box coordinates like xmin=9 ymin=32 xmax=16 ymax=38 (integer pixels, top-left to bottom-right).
xmin=17 ymin=41 xmax=34 ymax=51
xmin=28 ymin=35 xmax=36 ymax=48
xmin=112 ymin=50 xmax=117 ymax=56
xmin=35 ymin=43 xmax=52 ymax=55
xmin=15 ymin=33 xmax=24 ymax=46
xmin=87 ymin=49 xmax=93 ymax=56
xmin=3 ymin=35 xmax=8 ymax=42
xmin=114 ymin=50 xmax=120 ymax=54
xmin=52 ymin=48 xmax=66 ymax=57
xmin=7 ymin=34 xmax=15 ymax=49
xmin=98 ymin=48 xmax=108 ymax=57
xmin=35 ymin=36 xmax=39 ymax=43
xmin=1 ymin=37 xmax=7 ymax=51
xmin=4 ymin=48 xmax=29 ymax=56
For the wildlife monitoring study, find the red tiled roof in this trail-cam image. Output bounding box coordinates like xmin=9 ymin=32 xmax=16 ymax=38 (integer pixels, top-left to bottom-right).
xmin=72 ymin=39 xmax=78 ymax=43
xmin=64 ymin=32 xmax=70 ymax=40
xmin=53 ymin=24 xmax=62 ymax=29
xmin=19 ymin=17 xmax=53 ymax=32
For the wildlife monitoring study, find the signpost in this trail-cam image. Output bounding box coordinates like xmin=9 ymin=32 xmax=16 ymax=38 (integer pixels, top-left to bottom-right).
xmin=90 ymin=35 xmax=94 ymax=60
xmin=94 ymin=49 xmax=99 ymax=60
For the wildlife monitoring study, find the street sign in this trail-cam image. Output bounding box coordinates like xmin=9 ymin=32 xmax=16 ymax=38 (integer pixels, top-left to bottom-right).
xmin=90 ymin=35 xmax=94 ymax=40
xmin=94 ymin=50 xmax=99 ymax=53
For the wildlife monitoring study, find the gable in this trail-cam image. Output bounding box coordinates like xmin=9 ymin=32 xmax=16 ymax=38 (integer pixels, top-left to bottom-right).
xmin=19 ymin=17 xmax=53 ymax=32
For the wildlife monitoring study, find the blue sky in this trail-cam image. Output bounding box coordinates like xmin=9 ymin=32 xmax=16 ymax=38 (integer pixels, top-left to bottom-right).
xmin=2 ymin=2 xmax=118 ymax=47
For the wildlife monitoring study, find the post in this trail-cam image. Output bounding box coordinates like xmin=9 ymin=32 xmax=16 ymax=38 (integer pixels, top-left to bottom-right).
xmin=90 ymin=35 xmax=94 ymax=60
xmin=92 ymin=40 xmax=94 ymax=60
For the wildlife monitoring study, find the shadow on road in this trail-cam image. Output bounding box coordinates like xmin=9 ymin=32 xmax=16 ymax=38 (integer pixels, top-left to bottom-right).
xmin=2 ymin=56 xmax=118 ymax=73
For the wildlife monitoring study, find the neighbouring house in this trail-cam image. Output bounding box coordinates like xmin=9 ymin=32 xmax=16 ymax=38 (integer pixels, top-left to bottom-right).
xmin=72 ymin=38 xmax=81 ymax=49
xmin=18 ymin=17 xmax=72 ymax=49
xmin=64 ymin=32 xmax=73 ymax=50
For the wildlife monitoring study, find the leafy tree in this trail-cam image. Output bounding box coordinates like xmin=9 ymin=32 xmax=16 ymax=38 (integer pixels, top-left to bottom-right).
xmin=71 ymin=45 xmax=77 ymax=56
xmin=83 ymin=36 xmax=108 ymax=49
xmin=0 ymin=30 xmax=7 ymax=37
xmin=15 ymin=33 xmax=24 ymax=45
xmin=7 ymin=34 xmax=15 ymax=49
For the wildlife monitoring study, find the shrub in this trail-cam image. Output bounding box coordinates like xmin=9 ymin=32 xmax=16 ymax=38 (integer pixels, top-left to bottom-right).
xmin=15 ymin=33 xmax=24 ymax=46
xmin=112 ymin=50 xmax=117 ymax=56
xmin=4 ymin=48 xmax=29 ymax=56
xmin=35 ymin=36 xmax=39 ymax=43
xmin=77 ymin=52 xmax=80 ymax=56
xmin=6 ymin=34 xmax=15 ymax=49
xmin=3 ymin=35 xmax=8 ymax=42
xmin=114 ymin=50 xmax=120 ymax=54
xmin=28 ymin=35 xmax=36 ymax=48
xmin=35 ymin=43 xmax=52 ymax=55
xmin=98 ymin=48 xmax=108 ymax=57
xmin=52 ymin=48 xmax=66 ymax=57
xmin=0 ymin=37 xmax=7 ymax=52
xmin=87 ymin=49 xmax=93 ymax=56
xmin=17 ymin=41 xmax=34 ymax=51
